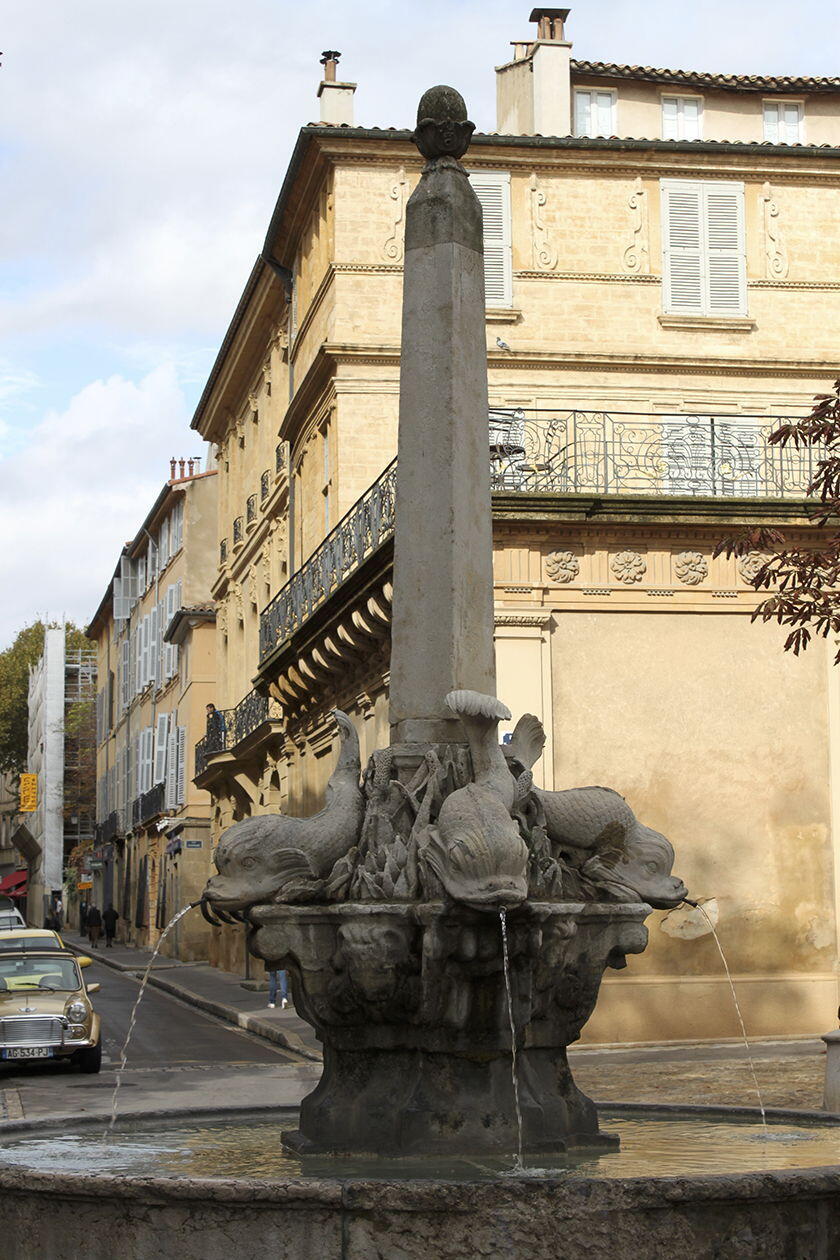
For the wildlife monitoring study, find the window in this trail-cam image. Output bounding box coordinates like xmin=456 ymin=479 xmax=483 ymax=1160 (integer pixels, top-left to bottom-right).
xmin=660 ymin=180 xmax=747 ymax=317
xmin=573 ymin=90 xmax=616 ymax=138
xmin=470 ymin=170 xmax=512 ymax=308
xmin=763 ymin=101 xmax=803 ymax=144
xmin=661 ymin=95 xmax=702 ymax=141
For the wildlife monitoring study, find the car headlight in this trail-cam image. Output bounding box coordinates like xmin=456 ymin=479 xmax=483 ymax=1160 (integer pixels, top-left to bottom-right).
xmin=66 ymin=1001 xmax=88 ymax=1022
xmin=68 ymin=1024 xmax=87 ymax=1038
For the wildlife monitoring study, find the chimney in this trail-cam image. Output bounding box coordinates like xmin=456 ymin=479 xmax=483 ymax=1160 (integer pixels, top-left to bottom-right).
xmin=187 ymin=458 xmax=195 ymax=476
xmin=318 ymin=50 xmax=356 ymax=126
xmin=170 ymin=457 xmax=177 ymax=479
xmin=496 ymin=8 xmax=573 ymax=136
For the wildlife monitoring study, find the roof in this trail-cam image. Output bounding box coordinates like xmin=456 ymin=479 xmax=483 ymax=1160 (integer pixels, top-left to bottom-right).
xmin=570 ymin=59 xmax=840 ymax=94
xmin=164 ymin=605 xmax=216 ymax=645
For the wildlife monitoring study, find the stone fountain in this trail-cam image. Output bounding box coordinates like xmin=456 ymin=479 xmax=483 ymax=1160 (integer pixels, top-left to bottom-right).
xmin=201 ymin=84 xmax=687 ymax=1159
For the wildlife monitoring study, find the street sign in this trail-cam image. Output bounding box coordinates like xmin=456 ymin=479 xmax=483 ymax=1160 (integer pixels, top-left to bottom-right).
xmin=78 ymin=881 xmax=93 ymax=891
xmin=19 ymin=774 xmax=37 ymax=812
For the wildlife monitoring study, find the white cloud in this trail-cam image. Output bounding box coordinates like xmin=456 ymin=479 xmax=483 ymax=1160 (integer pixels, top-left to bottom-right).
xmin=0 ymin=364 xmax=202 ymax=646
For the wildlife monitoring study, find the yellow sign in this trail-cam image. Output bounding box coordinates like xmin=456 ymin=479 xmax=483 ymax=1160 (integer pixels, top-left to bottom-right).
xmin=19 ymin=774 xmax=37 ymax=813
xmin=78 ymin=881 xmax=93 ymax=891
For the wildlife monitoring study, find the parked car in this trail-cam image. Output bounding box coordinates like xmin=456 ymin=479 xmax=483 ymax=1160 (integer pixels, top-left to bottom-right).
xmin=0 ymin=950 xmax=102 ymax=1073
xmin=0 ymin=907 xmax=26 ymax=931
xmin=0 ymin=928 xmax=92 ymax=967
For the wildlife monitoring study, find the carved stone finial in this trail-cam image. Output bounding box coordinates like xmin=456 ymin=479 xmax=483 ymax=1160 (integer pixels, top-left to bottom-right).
xmin=411 ymin=85 xmax=475 ymax=163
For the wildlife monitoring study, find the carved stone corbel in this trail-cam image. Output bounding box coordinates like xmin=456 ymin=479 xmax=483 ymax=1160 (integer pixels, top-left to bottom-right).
xmin=623 ymin=178 xmax=649 ymax=275
xmin=529 ymin=173 xmax=558 ymax=271
xmin=762 ymin=182 xmax=789 ymax=280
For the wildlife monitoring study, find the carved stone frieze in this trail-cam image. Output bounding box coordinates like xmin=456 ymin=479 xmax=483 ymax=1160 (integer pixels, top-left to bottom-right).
xmin=610 ymin=550 xmax=647 ymax=584
xmin=545 ymin=549 xmax=580 ymax=584
xmin=217 ymin=600 xmax=228 ymax=637
xmin=529 ymin=173 xmax=558 ymax=271
xmin=232 ymin=585 xmax=245 ymax=623
xmin=383 ymin=168 xmax=409 ymax=262
xmin=622 ymin=178 xmax=650 ymax=275
xmin=762 ymin=182 xmax=789 ymax=281
xmin=673 ymin=550 xmax=708 ymax=586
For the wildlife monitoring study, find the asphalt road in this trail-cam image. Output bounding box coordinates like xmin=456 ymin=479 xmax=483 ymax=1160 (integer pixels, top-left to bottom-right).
xmin=0 ymin=956 xmax=319 ymax=1123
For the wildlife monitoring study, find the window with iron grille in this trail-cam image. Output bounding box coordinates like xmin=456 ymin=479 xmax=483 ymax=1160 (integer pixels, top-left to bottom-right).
xmin=275 ymin=443 xmax=284 ymax=474
xmin=220 ymin=538 xmax=228 ymax=564
xmin=246 ymin=494 xmax=257 ymax=524
xmin=233 ymin=516 xmax=243 ymax=545
xmin=260 ymin=470 xmax=270 ymax=501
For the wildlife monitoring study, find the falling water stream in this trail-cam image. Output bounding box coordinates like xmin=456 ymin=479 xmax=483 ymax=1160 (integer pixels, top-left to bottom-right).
xmin=689 ymin=900 xmax=768 ymax=1136
xmin=499 ymin=908 xmax=525 ymax=1171
xmin=107 ymin=903 xmax=196 ymax=1136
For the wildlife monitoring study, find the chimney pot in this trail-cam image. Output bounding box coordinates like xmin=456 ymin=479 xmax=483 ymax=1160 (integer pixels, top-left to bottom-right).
xmin=320 ymin=49 xmax=341 ymax=82
xmin=193 ymin=456 xmax=202 ymax=473
xmin=170 ymin=458 xmax=177 ymax=479
xmin=187 ymin=458 xmax=195 ymax=475
xmin=178 ymin=458 xmax=186 ymax=478
xmin=317 ymin=50 xmax=356 ymax=126
xmin=529 ymin=7 xmax=570 ymax=41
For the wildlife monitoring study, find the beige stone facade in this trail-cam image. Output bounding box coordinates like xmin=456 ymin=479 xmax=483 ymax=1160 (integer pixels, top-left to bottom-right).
xmin=86 ymin=465 xmax=218 ymax=958
xmin=190 ymin=19 xmax=840 ymax=1038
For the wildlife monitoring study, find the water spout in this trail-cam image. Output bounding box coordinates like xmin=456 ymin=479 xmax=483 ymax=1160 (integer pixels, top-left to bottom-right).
xmin=107 ymin=903 xmax=197 ymax=1136
xmin=686 ymin=900 xmax=768 ymax=1136
xmin=499 ymin=908 xmax=524 ymax=1171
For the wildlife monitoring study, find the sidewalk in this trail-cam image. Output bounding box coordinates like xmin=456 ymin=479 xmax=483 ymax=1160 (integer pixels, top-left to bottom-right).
xmin=71 ymin=937 xmax=322 ymax=1062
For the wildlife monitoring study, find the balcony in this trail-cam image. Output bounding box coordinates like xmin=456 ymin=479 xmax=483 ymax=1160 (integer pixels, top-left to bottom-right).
xmin=258 ymin=408 xmax=810 ymax=666
xmin=95 ymin=810 xmax=125 ymax=845
xmin=194 ymin=689 xmax=278 ymax=783
xmin=131 ymin=782 xmax=166 ymax=828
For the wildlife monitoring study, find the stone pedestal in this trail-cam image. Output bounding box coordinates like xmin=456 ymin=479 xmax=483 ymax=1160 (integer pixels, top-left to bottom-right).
xmin=822 ymin=1030 xmax=840 ymax=1111
xmin=249 ymin=900 xmax=650 ymax=1156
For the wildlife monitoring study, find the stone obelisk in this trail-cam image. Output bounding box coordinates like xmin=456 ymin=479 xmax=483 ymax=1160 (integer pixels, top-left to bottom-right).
xmin=389 ymin=86 xmax=496 ymax=745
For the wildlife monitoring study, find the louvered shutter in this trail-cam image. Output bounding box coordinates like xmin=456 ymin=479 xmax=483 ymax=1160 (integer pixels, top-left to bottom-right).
xmin=154 ymin=713 xmax=169 ymax=784
xmin=662 ymin=97 xmax=679 ymax=140
xmin=160 ymin=517 xmax=169 ymax=568
xmin=149 ymin=606 xmax=159 ymax=688
xmin=661 ymin=181 xmax=704 ymax=314
xmin=121 ymin=639 xmax=129 ymax=709
xmin=470 ymin=171 xmax=512 ymax=308
xmin=95 ymin=691 xmax=103 ymax=745
xmin=176 ymin=727 xmax=187 ymax=806
xmin=134 ymin=735 xmax=142 ymax=800
xmin=144 ymin=726 xmax=155 ymax=793
xmin=165 ymin=726 xmax=179 ymax=809
xmin=113 ymin=577 xmax=128 ymax=622
xmin=164 ymin=585 xmax=175 ymax=678
xmin=704 ymin=185 xmax=746 ymax=315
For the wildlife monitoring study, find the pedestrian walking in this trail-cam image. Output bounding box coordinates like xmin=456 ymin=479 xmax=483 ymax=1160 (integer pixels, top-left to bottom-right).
xmin=102 ymin=904 xmax=119 ymax=947
xmin=266 ymin=968 xmax=289 ymax=1010
xmin=79 ymin=900 xmax=89 ymax=937
xmin=86 ymin=905 xmax=102 ymax=949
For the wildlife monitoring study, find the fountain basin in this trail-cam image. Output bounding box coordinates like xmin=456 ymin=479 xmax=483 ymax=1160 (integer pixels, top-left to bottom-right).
xmin=248 ymin=899 xmax=649 ymax=1155
xmin=1 ymin=1105 xmax=840 ymax=1258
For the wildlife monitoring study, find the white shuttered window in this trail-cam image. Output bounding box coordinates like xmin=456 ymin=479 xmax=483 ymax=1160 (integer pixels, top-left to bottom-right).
xmin=469 ymin=170 xmax=512 ymax=308
xmin=661 ymin=95 xmax=702 ymax=141
xmin=154 ymin=713 xmax=170 ymax=785
xmin=573 ymin=90 xmax=616 ymax=138
xmin=763 ymin=101 xmax=803 ymax=144
xmin=661 ymin=180 xmax=747 ymax=318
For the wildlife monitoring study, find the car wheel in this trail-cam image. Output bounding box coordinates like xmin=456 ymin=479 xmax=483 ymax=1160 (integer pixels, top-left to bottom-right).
xmin=77 ymin=1042 xmax=102 ymax=1074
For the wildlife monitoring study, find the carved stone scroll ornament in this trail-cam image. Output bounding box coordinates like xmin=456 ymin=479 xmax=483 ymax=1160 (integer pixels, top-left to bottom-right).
xmin=545 ymin=549 xmax=580 ymax=584
xmin=610 ymin=550 xmax=647 ymax=584
xmin=216 ymin=600 xmax=228 ymax=638
xmin=674 ymin=551 xmax=708 ymax=586
xmin=762 ymin=182 xmax=789 ymax=280
xmin=622 ymin=178 xmax=650 ymax=275
xmin=529 ymin=173 xmax=558 ymax=271
xmin=383 ymin=168 xmax=409 ymax=262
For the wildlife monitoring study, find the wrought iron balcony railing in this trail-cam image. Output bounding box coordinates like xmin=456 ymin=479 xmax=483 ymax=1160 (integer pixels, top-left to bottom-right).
xmin=95 ymin=810 xmax=125 ymax=845
xmin=131 ymin=782 xmax=166 ymax=828
xmin=258 ymin=410 xmax=812 ymax=664
xmin=194 ymin=690 xmax=274 ymax=779
xmin=260 ymin=460 xmax=397 ymax=661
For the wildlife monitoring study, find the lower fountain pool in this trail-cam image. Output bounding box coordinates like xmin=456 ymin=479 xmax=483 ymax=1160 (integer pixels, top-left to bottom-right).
xmin=2 ymin=1108 xmax=839 ymax=1181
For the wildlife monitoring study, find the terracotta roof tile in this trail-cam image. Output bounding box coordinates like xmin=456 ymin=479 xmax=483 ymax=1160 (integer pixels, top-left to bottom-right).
xmin=570 ymin=59 xmax=840 ymax=93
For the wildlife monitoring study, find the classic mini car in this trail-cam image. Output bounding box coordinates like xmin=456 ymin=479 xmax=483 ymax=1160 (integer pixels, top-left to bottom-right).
xmin=0 ymin=950 xmax=102 ymax=1073
xmin=0 ymin=928 xmax=84 ymax=958
xmin=0 ymin=906 xmax=26 ymax=931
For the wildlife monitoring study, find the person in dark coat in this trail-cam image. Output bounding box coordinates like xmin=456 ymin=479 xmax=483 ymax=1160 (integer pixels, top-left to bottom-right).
xmin=79 ymin=901 xmax=89 ymax=936
xmin=86 ymin=905 xmax=102 ymax=949
xmin=102 ymin=905 xmax=119 ymax=948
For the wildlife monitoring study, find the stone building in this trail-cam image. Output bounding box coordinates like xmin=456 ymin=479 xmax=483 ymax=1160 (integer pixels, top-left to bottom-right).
xmin=86 ymin=460 xmax=218 ymax=958
xmin=191 ymin=10 xmax=840 ymax=1038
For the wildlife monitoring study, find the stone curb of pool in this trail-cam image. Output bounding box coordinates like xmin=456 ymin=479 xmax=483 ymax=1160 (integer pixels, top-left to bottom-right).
xmin=66 ymin=945 xmax=322 ymax=1064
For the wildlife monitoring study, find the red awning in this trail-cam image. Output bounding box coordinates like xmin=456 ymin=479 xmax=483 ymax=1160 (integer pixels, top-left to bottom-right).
xmin=0 ymin=870 xmax=28 ymax=898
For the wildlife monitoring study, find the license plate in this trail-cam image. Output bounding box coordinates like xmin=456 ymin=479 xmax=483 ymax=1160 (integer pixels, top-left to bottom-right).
xmin=2 ymin=1047 xmax=54 ymax=1060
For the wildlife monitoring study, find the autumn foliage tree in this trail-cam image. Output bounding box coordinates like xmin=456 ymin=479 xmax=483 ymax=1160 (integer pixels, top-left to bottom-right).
xmin=717 ymin=379 xmax=840 ymax=660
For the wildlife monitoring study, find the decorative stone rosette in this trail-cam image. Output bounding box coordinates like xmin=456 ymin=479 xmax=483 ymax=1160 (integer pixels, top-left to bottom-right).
xmin=545 ymin=550 xmax=580 ymax=584
xmin=673 ymin=551 xmax=708 ymax=586
xmin=738 ymin=551 xmax=771 ymax=583
xmin=610 ymin=550 xmax=646 ymax=585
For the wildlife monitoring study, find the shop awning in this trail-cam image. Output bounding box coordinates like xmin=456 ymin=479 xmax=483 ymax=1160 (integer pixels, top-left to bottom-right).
xmin=0 ymin=870 xmax=28 ymax=898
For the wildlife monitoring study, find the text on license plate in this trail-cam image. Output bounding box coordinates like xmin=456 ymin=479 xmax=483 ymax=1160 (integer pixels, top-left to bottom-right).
xmin=3 ymin=1047 xmax=54 ymax=1059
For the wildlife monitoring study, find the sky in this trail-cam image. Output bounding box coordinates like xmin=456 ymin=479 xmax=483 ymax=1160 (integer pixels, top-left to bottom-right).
xmin=2 ymin=0 xmax=839 ymax=648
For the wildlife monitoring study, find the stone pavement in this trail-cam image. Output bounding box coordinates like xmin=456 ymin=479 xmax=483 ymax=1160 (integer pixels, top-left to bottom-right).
xmin=70 ymin=937 xmax=322 ymax=1061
